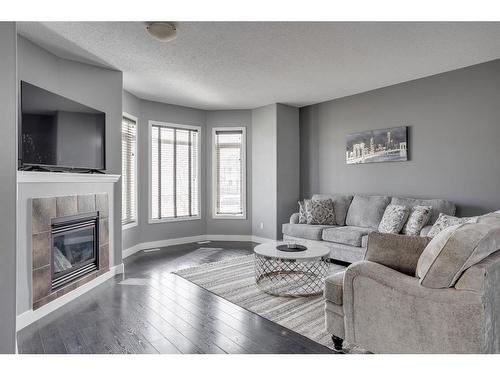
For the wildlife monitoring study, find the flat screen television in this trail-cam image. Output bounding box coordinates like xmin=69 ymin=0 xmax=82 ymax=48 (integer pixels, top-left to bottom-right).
xmin=20 ymin=81 xmax=106 ymax=172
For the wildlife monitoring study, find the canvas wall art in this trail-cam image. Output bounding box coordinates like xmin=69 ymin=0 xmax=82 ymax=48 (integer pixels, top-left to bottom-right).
xmin=346 ymin=126 xmax=408 ymax=164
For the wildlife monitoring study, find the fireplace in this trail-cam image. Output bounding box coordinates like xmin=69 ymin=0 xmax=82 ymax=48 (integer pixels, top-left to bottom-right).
xmin=31 ymin=193 xmax=109 ymax=310
xmin=51 ymin=212 xmax=99 ymax=290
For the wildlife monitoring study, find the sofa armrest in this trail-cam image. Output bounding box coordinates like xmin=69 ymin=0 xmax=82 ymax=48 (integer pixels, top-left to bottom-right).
xmin=344 ymin=261 xmax=477 ymax=304
xmin=455 ymin=250 xmax=500 ymax=292
xmin=290 ymin=212 xmax=300 ymax=224
xmin=365 ymin=232 xmax=431 ymax=276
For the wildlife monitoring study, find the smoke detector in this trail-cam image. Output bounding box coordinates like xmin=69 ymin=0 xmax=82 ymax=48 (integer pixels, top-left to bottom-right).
xmin=146 ymin=22 xmax=177 ymax=42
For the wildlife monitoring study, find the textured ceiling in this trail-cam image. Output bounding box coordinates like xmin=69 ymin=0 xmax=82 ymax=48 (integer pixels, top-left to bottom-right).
xmin=17 ymin=22 xmax=500 ymax=110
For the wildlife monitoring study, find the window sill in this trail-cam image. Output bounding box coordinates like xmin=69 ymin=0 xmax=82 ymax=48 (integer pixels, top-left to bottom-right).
xmin=122 ymin=221 xmax=138 ymax=231
xmin=148 ymin=216 xmax=201 ymax=224
xmin=212 ymin=214 xmax=247 ymax=220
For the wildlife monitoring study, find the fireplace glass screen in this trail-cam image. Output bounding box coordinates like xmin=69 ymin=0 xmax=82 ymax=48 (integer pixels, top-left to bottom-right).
xmin=51 ymin=213 xmax=99 ymax=290
xmin=53 ymin=226 xmax=95 ymax=274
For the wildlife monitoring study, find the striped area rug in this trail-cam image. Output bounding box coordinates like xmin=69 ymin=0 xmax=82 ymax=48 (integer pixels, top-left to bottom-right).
xmin=175 ymin=254 xmax=346 ymax=350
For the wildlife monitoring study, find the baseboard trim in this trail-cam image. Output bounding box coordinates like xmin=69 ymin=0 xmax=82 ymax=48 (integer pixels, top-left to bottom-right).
xmin=122 ymin=243 xmax=143 ymax=259
xmin=205 ymin=234 xmax=273 ymax=243
xmin=122 ymin=235 xmax=207 ymax=258
xmin=16 ymin=263 xmax=124 ymax=331
xmin=251 ymin=235 xmax=273 ymax=243
xmin=205 ymin=234 xmax=253 ymax=242
xmin=123 ymin=234 xmax=273 ymax=259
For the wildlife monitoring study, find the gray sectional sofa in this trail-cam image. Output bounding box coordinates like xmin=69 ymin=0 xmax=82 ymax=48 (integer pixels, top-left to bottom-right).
xmin=282 ymin=194 xmax=456 ymax=263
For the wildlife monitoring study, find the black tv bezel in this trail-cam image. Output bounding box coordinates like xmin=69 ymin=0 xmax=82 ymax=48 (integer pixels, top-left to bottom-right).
xmin=19 ymin=81 xmax=107 ymax=173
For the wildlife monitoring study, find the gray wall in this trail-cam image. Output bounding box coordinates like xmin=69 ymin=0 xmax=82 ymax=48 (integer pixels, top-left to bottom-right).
xmin=122 ymin=93 xmax=255 ymax=248
xmin=18 ymin=36 xmax=124 ymax=265
xmin=252 ymin=104 xmax=278 ymax=239
xmin=122 ymin=91 xmax=141 ymax=250
xmin=206 ymin=110 xmax=253 ymax=235
xmin=276 ymin=104 xmax=300 ymax=238
xmin=251 ymin=104 xmax=300 ymax=240
xmin=0 ymin=22 xmax=18 ymax=353
xmin=299 ymin=106 xmax=320 ymax=197
xmin=300 ymin=59 xmax=500 ymax=216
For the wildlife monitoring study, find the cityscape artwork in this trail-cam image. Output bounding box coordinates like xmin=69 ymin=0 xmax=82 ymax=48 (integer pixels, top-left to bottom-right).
xmin=346 ymin=126 xmax=408 ymax=164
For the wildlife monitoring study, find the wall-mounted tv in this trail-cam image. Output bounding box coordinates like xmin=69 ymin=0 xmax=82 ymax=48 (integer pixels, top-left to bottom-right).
xmin=20 ymin=81 xmax=106 ymax=172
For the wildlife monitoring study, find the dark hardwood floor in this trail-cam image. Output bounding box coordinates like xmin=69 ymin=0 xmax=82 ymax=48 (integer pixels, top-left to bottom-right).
xmin=17 ymin=241 xmax=334 ymax=354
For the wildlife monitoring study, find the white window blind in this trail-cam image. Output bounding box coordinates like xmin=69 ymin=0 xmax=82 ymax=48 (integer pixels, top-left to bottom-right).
xmin=151 ymin=123 xmax=199 ymax=221
xmin=121 ymin=116 xmax=137 ymax=226
xmin=213 ymin=128 xmax=246 ymax=217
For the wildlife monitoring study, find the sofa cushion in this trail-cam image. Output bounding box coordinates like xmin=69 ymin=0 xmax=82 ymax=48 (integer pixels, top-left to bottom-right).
xmin=378 ymin=204 xmax=410 ymax=234
xmin=282 ymin=223 xmax=336 ymax=241
xmin=322 ymin=226 xmax=374 ymax=247
xmin=324 ymin=242 xmax=368 ymax=263
xmin=391 ymin=197 xmax=456 ymax=225
xmin=416 ymin=215 xmax=500 ymax=288
xmin=402 ymin=205 xmax=432 ymax=236
xmin=324 ymin=271 xmax=345 ymax=304
xmin=305 ymin=199 xmax=335 ymax=225
xmin=345 ymin=195 xmax=391 ymax=229
xmin=312 ymin=194 xmax=353 ymax=226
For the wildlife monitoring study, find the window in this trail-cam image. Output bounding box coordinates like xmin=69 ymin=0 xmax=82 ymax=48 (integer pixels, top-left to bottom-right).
xmin=121 ymin=114 xmax=138 ymax=228
xmin=212 ymin=127 xmax=246 ymax=218
xmin=149 ymin=121 xmax=200 ymax=222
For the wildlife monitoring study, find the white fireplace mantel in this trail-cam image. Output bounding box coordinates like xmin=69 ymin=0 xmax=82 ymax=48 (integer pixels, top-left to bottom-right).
xmin=17 ymin=171 xmax=121 ymax=184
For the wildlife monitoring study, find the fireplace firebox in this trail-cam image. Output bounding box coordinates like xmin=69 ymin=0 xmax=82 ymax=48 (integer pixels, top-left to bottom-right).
xmin=51 ymin=212 xmax=99 ymax=290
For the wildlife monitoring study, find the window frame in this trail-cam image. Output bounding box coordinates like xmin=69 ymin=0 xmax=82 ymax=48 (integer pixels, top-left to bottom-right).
xmin=122 ymin=112 xmax=139 ymax=230
xmin=148 ymin=120 xmax=202 ymax=224
xmin=211 ymin=126 xmax=247 ymax=220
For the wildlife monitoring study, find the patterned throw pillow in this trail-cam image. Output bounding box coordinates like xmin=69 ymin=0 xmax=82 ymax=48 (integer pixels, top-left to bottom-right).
xmin=378 ymin=204 xmax=410 ymax=234
xmin=402 ymin=205 xmax=432 ymax=236
xmin=427 ymin=213 xmax=478 ymax=238
xmin=305 ymin=199 xmax=335 ymax=225
xmin=298 ymin=200 xmax=309 ymax=224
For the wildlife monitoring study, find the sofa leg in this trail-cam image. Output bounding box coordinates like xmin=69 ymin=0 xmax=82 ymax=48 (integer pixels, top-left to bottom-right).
xmin=331 ymin=335 xmax=344 ymax=352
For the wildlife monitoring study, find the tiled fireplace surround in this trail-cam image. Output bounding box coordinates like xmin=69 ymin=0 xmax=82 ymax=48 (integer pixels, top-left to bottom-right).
xmin=31 ymin=193 xmax=109 ymax=310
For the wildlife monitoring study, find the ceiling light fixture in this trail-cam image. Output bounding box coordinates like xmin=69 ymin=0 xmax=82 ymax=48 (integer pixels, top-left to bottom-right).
xmin=145 ymin=22 xmax=177 ymax=42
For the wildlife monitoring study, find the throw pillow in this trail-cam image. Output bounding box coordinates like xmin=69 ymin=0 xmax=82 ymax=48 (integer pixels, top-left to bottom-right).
xmin=365 ymin=232 xmax=431 ymax=276
xmin=427 ymin=213 xmax=478 ymax=238
xmin=416 ymin=215 xmax=500 ymax=288
xmin=305 ymin=199 xmax=335 ymax=225
xmin=378 ymin=204 xmax=410 ymax=234
xmin=402 ymin=205 xmax=432 ymax=236
xmin=298 ymin=200 xmax=309 ymax=224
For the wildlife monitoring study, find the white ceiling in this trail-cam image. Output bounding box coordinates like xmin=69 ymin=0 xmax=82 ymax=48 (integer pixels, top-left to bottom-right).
xmin=17 ymin=22 xmax=500 ymax=110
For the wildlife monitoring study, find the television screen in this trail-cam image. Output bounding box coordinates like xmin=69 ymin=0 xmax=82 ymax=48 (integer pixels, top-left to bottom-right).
xmin=20 ymin=81 xmax=106 ymax=171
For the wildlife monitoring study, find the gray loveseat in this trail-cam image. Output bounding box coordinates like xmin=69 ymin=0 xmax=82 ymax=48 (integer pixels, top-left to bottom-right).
xmin=282 ymin=194 xmax=456 ymax=263
xmin=325 ymin=212 xmax=500 ymax=353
